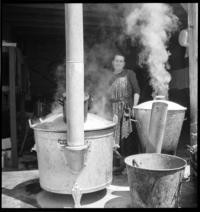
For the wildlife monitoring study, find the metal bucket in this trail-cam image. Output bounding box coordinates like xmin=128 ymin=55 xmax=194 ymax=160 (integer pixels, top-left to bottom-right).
xmin=133 ymin=99 xmax=186 ymax=154
xmin=29 ymin=112 xmax=116 ymax=207
xmin=125 ymin=153 xmax=187 ymax=208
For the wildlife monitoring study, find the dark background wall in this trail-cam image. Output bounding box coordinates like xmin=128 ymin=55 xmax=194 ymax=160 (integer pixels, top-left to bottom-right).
xmin=2 ymin=3 xmax=190 ymax=152
xmin=2 ymin=3 xmax=189 ymax=113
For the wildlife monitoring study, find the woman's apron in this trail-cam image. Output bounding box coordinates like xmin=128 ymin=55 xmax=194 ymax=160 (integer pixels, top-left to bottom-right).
xmin=109 ymin=74 xmax=132 ymax=147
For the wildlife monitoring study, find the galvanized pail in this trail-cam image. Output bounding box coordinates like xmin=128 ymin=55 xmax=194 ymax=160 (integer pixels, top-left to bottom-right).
xmin=125 ymin=153 xmax=187 ymax=208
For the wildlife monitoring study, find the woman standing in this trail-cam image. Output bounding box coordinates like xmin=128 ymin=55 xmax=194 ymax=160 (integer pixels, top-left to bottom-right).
xmin=107 ymin=53 xmax=140 ymax=174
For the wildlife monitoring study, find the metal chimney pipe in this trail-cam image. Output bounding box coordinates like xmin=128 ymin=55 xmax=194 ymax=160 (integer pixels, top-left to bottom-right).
xmin=64 ymin=4 xmax=84 ymax=147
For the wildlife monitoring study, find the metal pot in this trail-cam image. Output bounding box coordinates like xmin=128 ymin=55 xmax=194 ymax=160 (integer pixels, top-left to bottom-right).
xmin=133 ymin=99 xmax=186 ymax=154
xmin=29 ymin=112 xmax=117 ymax=207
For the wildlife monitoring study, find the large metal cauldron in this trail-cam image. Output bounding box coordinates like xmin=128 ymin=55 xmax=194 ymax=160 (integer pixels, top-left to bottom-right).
xmin=133 ymin=99 xmax=186 ymax=154
xmin=29 ymin=112 xmax=116 ymax=207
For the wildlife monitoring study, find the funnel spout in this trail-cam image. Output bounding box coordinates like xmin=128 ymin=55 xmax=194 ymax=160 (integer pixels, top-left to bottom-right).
xmin=146 ymin=101 xmax=168 ymax=153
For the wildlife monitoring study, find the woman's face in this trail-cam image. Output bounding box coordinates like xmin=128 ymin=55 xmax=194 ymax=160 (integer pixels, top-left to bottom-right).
xmin=112 ymin=55 xmax=125 ymax=72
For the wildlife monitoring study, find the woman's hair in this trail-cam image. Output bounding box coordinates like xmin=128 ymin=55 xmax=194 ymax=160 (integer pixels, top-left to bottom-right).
xmin=112 ymin=52 xmax=126 ymax=62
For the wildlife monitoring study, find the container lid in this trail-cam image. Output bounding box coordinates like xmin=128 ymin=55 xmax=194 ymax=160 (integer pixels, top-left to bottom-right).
xmin=31 ymin=112 xmax=116 ymax=132
xmin=133 ymin=99 xmax=186 ymax=111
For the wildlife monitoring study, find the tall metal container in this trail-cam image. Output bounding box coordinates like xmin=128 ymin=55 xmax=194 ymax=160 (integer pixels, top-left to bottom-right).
xmin=133 ymin=99 xmax=186 ymax=154
xmin=29 ymin=112 xmax=116 ymax=207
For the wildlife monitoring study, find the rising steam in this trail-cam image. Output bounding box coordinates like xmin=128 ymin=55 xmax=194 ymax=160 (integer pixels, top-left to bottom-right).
xmin=51 ymin=3 xmax=179 ymax=119
xmin=125 ymin=3 xmax=179 ymax=98
xmin=84 ymin=40 xmax=116 ymax=119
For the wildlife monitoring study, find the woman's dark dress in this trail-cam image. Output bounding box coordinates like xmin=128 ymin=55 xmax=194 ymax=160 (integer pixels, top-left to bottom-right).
xmin=108 ymin=69 xmax=140 ymax=147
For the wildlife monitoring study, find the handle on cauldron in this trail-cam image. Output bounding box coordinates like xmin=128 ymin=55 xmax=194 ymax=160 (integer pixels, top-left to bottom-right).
xmin=57 ymin=139 xmax=69 ymax=166
xmin=130 ymin=118 xmax=138 ymax=123
xmin=28 ymin=117 xmax=46 ymax=128
xmin=28 ymin=119 xmax=39 ymax=128
xmin=57 ymin=138 xmax=68 ymax=147
xmin=182 ymin=164 xmax=191 ymax=183
xmin=132 ymin=159 xmax=140 ymax=167
xmin=58 ymin=97 xmax=65 ymax=106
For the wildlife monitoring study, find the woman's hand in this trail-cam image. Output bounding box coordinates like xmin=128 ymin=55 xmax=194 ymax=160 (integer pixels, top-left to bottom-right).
xmin=113 ymin=114 xmax=118 ymax=124
xmin=132 ymin=107 xmax=135 ymax=118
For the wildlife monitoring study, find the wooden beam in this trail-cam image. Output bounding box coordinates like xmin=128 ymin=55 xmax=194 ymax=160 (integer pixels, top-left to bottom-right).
xmin=188 ymin=3 xmax=198 ymax=146
xmin=6 ymin=19 xmax=110 ymax=30
xmin=4 ymin=15 xmax=65 ymax=24
xmin=2 ymin=41 xmax=17 ymax=47
xmin=6 ymin=3 xmax=64 ymax=10
xmin=4 ymin=14 xmax=110 ymax=27
xmin=7 ymin=2 xmax=117 ymax=13
xmin=15 ymin=28 xmax=65 ymax=36
xmin=5 ymin=4 xmax=109 ymax=17
xmin=8 ymin=47 xmax=18 ymax=168
xmin=8 ymin=21 xmax=65 ymax=29
xmin=4 ymin=5 xmax=64 ymax=16
xmin=13 ymin=22 xmax=113 ymax=36
xmin=16 ymin=49 xmax=26 ymax=114
xmin=4 ymin=4 xmax=112 ymax=23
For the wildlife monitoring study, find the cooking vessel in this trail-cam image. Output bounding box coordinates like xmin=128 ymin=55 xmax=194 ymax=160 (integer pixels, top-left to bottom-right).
xmin=133 ymin=99 xmax=186 ymax=154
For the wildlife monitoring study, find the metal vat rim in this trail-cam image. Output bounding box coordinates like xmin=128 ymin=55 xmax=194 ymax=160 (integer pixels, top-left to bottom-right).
xmin=125 ymin=153 xmax=187 ymax=172
xmin=32 ymin=125 xmax=116 ymax=132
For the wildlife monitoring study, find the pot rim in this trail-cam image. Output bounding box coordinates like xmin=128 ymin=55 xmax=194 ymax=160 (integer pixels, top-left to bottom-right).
xmin=29 ymin=113 xmax=117 ymax=132
xmin=125 ymin=153 xmax=187 ymax=172
xmin=133 ymin=100 xmax=187 ymax=111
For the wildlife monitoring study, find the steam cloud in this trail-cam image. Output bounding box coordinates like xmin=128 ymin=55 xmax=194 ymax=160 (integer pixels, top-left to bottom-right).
xmin=51 ymin=3 xmax=179 ymax=119
xmin=51 ymin=63 xmax=66 ymax=113
xmin=125 ymin=3 xmax=179 ymax=98
xmin=84 ymin=40 xmax=116 ymax=119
